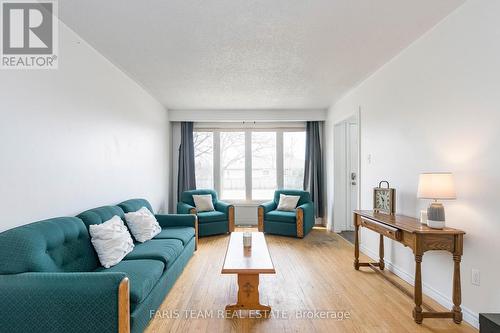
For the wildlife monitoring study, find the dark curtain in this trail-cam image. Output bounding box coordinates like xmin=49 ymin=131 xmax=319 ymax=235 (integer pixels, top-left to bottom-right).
xmin=303 ymin=121 xmax=324 ymax=217
xmin=177 ymin=122 xmax=196 ymax=200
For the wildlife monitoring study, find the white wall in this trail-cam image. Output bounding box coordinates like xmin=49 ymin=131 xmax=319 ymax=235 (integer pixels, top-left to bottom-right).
xmin=0 ymin=22 xmax=170 ymax=232
xmin=325 ymin=0 xmax=500 ymax=327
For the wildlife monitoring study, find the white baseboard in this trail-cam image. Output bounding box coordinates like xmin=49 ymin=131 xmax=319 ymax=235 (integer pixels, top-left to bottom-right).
xmin=333 ymin=226 xmax=343 ymax=233
xmin=360 ymin=244 xmax=479 ymax=329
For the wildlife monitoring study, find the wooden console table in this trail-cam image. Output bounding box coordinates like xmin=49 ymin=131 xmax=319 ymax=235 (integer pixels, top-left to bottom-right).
xmin=353 ymin=210 xmax=465 ymax=324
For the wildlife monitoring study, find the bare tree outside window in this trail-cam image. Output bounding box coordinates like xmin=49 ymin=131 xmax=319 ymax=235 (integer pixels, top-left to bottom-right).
xmin=284 ymin=132 xmax=306 ymax=189
xmin=193 ymin=132 xmax=213 ymax=189
xmin=252 ymin=132 xmax=276 ymax=199
xmin=220 ymin=132 xmax=245 ymax=199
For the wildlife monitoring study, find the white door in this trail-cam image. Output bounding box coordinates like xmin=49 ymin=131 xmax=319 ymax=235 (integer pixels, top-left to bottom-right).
xmin=346 ymin=122 xmax=359 ymax=230
xmin=333 ymin=115 xmax=360 ymax=232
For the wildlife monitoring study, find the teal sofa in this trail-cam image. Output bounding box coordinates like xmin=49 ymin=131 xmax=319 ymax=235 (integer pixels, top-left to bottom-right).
xmin=258 ymin=189 xmax=315 ymax=238
xmin=0 ymin=198 xmax=197 ymax=333
xmin=177 ymin=189 xmax=234 ymax=237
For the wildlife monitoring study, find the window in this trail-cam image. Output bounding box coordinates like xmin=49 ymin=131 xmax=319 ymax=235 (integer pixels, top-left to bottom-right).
xmin=220 ymin=132 xmax=246 ymax=200
xmin=193 ymin=132 xmax=214 ymax=189
xmin=252 ymin=132 xmax=276 ymax=200
xmin=284 ymin=131 xmax=306 ymax=189
xmin=194 ymin=127 xmax=306 ymax=202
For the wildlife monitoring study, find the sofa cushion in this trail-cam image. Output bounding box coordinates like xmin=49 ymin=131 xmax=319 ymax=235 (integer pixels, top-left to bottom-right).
xmin=265 ymin=210 xmax=297 ymax=223
xmin=89 ymin=216 xmax=135 ymax=268
xmin=118 ymin=198 xmax=154 ymax=215
xmin=276 ymin=194 xmax=301 ymax=211
xmin=94 ymin=259 xmax=164 ymax=306
xmin=197 ymin=211 xmax=226 ymax=223
xmin=154 ymin=227 xmax=195 ymax=245
xmin=199 ymin=221 xmax=228 ymax=236
xmin=125 ymin=239 xmax=183 ymax=268
xmin=0 ymin=217 xmax=99 ymax=274
xmin=124 ymin=207 xmax=161 ymax=243
xmin=77 ymin=206 xmax=125 ymax=228
xmin=192 ymin=194 xmax=215 ymax=212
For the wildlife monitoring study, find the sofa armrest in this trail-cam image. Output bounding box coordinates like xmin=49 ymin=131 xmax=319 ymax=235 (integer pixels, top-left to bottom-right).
xmin=257 ymin=201 xmax=277 ymax=232
xmin=259 ymin=201 xmax=277 ymax=214
xmin=155 ymin=213 xmax=197 ymax=228
xmin=215 ymin=201 xmax=232 ymax=214
xmin=177 ymin=202 xmax=196 ymax=214
xmin=0 ymin=272 xmax=129 ymax=333
xmin=296 ymin=202 xmax=315 ymax=238
xmin=214 ymin=201 xmax=235 ymax=232
xmin=155 ymin=214 xmax=198 ymax=250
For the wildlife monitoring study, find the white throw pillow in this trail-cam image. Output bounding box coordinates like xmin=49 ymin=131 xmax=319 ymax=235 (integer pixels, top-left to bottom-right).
xmin=89 ymin=215 xmax=134 ymax=268
xmin=276 ymin=194 xmax=301 ymax=212
xmin=192 ymin=194 xmax=215 ymax=212
xmin=124 ymin=207 xmax=161 ymax=243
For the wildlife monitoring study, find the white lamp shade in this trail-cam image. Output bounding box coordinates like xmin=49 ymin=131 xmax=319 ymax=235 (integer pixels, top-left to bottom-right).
xmin=417 ymin=173 xmax=456 ymax=200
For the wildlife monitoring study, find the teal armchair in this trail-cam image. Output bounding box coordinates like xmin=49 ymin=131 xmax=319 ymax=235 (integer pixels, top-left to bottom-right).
xmin=258 ymin=189 xmax=315 ymax=238
xmin=177 ymin=189 xmax=235 ymax=237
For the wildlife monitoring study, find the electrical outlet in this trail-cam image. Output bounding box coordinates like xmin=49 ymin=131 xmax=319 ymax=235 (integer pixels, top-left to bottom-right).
xmin=471 ymin=269 xmax=480 ymax=286
xmin=367 ymin=154 xmax=372 ymax=164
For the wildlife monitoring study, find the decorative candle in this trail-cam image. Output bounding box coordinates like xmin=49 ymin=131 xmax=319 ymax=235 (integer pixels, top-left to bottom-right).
xmin=243 ymin=232 xmax=252 ymax=248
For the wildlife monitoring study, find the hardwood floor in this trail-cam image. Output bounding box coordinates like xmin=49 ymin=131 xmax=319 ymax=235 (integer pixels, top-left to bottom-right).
xmin=145 ymin=228 xmax=477 ymax=333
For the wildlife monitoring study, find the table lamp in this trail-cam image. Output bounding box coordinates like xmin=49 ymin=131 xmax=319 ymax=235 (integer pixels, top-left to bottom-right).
xmin=417 ymin=173 xmax=456 ymax=229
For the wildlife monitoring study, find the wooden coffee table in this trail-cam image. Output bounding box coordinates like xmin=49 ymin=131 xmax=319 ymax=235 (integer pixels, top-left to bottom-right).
xmin=222 ymin=232 xmax=275 ymax=314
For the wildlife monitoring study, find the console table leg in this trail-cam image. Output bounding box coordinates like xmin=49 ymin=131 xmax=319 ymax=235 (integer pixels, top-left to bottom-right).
xmin=354 ymin=219 xmax=360 ymax=270
xmin=413 ymin=254 xmax=423 ymax=324
xmin=452 ymin=254 xmax=463 ymax=324
xmin=379 ymin=234 xmax=385 ymax=270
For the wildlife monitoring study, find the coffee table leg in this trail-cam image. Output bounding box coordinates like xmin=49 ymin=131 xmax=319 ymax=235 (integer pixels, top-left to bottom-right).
xmin=225 ymin=273 xmax=271 ymax=315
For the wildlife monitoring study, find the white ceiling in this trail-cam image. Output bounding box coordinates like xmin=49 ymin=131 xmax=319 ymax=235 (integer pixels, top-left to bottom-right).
xmin=59 ymin=0 xmax=464 ymax=110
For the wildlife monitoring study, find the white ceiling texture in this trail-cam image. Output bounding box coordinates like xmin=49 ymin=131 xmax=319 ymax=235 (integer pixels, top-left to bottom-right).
xmin=59 ymin=0 xmax=464 ymax=110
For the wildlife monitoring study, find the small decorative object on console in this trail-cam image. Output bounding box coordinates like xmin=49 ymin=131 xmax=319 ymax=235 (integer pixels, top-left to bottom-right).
xmin=419 ymin=210 xmax=428 ymax=224
xmin=243 ymin=232 xmax=252 ymax=248
xmin=373 ymin=181 xmax=396 ymax=215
